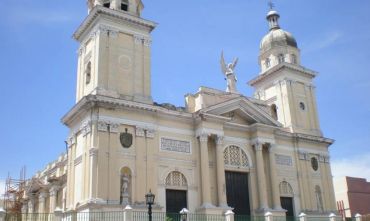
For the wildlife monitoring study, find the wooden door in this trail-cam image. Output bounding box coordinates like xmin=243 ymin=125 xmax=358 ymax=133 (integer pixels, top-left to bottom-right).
xmin=281 ymin=197 xmax=294 ymax=217
xmin=166 ymin=189 xmax=187 ymax=213
xmin=225 ymin=171 xmax=250 ymax=215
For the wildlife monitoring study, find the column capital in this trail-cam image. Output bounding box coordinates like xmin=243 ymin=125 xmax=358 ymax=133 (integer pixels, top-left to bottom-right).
xmin=49 ymin=186 xmax=60 ymax=196
xmin=215 ymin=135 xmax=224 ymax=145
xmin=39 ymin=191 xmax=48 ymax=200
xmin=198 ymin=134 xmax=208 ymax=143
xmin=253 ymin=142 xmax=263 ymax=151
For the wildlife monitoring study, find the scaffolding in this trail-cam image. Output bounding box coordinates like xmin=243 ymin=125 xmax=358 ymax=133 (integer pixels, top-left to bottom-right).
xmin=3 ymin=167 xmax=27 ymax=214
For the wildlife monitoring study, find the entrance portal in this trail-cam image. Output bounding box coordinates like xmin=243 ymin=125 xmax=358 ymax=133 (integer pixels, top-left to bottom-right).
xmin=166 ymin=189 xmax=187 ymax=214
xmin=225 ymin=171 xmax=250 ymax=215
xmin=280 ymin=197 xmax=294 ymax=217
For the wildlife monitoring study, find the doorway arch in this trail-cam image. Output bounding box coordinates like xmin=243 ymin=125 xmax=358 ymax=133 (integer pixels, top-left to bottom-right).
xmin=165 ymin=171 xmax=188 ymax=214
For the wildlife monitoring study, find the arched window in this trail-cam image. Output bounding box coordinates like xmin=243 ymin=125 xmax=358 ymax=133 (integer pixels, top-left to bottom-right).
xmin=291 ymin=54 xmax=297 ymax=64
xmin=224 ymin=146 xmax=249 ymax=169
xmin=265 ymin=58 xmax=271 ymax=68
xmin=165 ymin=171 xmax=187 ymax=189
xmin=85 ymin=62 xmax=91 ymax=85
xmin=278 ymin=54 xmax=285 ymax=64
xmin=103 ymin=0 xmax=111 ymax=8
xmin=271 ymin=104 xmax=278 ymax=120
xmin=121 ymin=0 xmax=129 ymax=11
xmin=315 ymin=185 xmax=324 ymax=212
xmin=279 ymin=181 xmax=293 ymax=196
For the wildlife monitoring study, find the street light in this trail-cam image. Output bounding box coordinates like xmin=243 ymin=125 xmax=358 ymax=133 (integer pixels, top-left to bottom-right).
xmin=145 ymin=189 xmax=155 ymax=221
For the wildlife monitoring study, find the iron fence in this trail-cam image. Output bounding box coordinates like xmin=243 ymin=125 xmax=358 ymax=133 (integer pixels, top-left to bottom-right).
xmin=1 ymin=212 xmax=356 ymax=221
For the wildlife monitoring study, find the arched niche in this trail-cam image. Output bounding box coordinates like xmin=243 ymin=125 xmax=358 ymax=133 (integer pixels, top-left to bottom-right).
xmin=120 ymin=167 xmax=132 ymax=205
xmin=315 ymin=185 xmax=324 ymax=212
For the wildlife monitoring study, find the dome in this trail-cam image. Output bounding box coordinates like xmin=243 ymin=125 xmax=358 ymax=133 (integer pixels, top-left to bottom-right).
xmin=260 ymin=28 xmax=298 ymax=51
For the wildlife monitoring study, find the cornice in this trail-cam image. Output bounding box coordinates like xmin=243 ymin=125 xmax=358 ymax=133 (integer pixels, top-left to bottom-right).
xmin=73 ymin=6 xmax=157 ymax=41
xmin=248 ymin=63 xmax=317 ymax=86
xmin=275 ymin=130 xmax=334 ymax=145
xmin=61 ymin=95 xmax=193 ymax=127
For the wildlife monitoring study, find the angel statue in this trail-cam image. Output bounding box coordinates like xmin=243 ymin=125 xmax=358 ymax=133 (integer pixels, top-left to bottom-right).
xmin=220 ymin=51 xmax=239 ymax=93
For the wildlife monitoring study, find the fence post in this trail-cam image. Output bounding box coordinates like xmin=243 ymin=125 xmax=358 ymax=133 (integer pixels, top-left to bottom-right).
xmin=225 ymin=210 xmax=234 ymax=221
xmin=54 ymin=207 xmax=63 ymax=221
xmin=0 ymin=208 xmax=6 ymax=221
xmin=265 ymin=212 xmax=273 ymax=221
xmin=329 ymin=213 xmax=337 ymax=221
xmin=299 ymin=213 xmax=307 ymax=221
xmin=355 ymin=214 xmax=362 ymax=221
xmin=124 ymin=205 xmax=133 ymax=221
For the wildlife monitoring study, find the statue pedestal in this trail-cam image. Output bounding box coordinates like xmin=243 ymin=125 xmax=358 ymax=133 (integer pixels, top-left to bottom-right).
xmin=121 ymin=193 xmax=130 ymax=206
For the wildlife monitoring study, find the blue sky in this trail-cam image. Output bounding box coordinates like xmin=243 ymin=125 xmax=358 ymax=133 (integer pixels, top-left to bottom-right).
xmin=0 ymin=0 xmax=370 ymax=193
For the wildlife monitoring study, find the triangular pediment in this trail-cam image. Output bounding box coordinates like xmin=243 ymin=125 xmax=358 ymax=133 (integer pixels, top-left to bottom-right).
xmin=200 ymin=97 xmax=281 ymax=127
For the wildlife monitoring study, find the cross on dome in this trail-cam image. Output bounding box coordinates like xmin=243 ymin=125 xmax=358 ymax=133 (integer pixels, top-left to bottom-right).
xmin=268 ymin=0 xmax=275 ymax=10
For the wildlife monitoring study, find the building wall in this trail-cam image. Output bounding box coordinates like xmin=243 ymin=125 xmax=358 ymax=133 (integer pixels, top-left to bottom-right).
xmin=336 ymin=177 xmax=370 ymax=216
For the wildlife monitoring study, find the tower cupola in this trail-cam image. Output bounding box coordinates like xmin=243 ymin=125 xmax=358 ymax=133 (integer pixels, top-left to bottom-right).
xmin=87 ymin=0 xmax=144 ymax=17
xmin=267 ymin=10 xmax=280 ymax=30
xmin=258 ymin=6 xmax=300 ymax=73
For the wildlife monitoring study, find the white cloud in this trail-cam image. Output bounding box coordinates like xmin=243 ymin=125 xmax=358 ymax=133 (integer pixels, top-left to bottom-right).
xmin=331 ymin=153 xmax=370 ymax=181
xmin=303 ymin=31 xmax=343 ymax=53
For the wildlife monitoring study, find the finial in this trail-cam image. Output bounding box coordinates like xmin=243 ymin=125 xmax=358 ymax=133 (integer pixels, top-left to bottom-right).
xmin=268 ymin=0 xmax=275 ymax=10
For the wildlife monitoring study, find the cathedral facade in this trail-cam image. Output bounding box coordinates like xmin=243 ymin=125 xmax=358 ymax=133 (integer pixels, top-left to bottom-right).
xmin=20 ymin=0 xmax=337 ymax=217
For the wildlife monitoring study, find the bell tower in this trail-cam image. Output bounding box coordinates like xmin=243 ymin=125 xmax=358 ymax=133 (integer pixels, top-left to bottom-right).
xmin=248 ymin=7 xmax=322 ymax=136
xmin=75 ymin=0 xmax=156 ymax=104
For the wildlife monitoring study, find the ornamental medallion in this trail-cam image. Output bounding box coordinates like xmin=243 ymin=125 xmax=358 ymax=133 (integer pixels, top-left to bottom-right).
xmin=120 ymin=128 xmax=133 ymax=148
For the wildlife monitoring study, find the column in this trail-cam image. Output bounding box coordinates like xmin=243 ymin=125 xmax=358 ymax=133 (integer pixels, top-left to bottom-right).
xmin=269 ymin=144 xmax=283 ymax=210
xmin=135 ymin=127 xmax=146 ymax=203
xmin=49 ymin=186 xmax=60 ymax=213
xmin=89 ymin=147 xmax=99 ymax=199
xmin=38 ymin=191 xmax=48 ymax=213
xmin=215 ymin=136 xmax=228 ymax=208
xmin=21 ymin=202 xmax=28 ymax=221
xmin=199 ymin=134 xmax=212 ymax=207
xmin=254 ymin=142 xmax=269 ymax=210
xmin=28 ymin=197 xmax=35 ymax=214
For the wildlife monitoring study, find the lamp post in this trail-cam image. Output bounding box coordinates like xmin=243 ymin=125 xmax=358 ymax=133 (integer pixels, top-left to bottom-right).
xmin=180 ymin=208 xmax=189 ymax=221
xmin=145 ymin=189 xmax=155 ymax=221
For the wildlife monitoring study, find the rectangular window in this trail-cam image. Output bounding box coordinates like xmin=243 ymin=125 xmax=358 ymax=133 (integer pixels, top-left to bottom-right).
xmin=103 ymin=3 xmax=110 ymax=8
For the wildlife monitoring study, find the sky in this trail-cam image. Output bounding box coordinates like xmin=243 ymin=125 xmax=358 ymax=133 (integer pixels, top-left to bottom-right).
xmin=0 ymin=0 xmax=370 ymax=195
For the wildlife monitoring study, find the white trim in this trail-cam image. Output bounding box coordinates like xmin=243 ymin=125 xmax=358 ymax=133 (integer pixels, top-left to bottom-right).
xmin=224 ymin=136 xmax=249 ymax=145
xmin=158 ymin=125 xmax=194 ymax=136
xmin=195 ymin=127 xmax=224 ymax=137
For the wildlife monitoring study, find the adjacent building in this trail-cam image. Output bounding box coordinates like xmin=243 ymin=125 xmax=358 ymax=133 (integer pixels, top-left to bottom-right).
xmin=335 ymin=177 xmax=370 ymax=217
xmin=16 ymin=0 xmax=337 ymax=217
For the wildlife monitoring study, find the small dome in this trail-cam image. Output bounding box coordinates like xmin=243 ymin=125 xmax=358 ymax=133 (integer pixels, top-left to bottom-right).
xmin=260 ymin=29 xmax=298 ymax=51
xmin=267 ymin=10 xmax=279 ymax=18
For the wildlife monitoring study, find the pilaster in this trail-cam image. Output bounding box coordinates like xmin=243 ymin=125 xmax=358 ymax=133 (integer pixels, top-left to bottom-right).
xmin=215 ymin=135 xmax=228 ymax=208
xmin=49 ymin=186 xmax=60 ymax=213
xmin=253 ymin=142 xmax=269 ymax=211
xmin=198 ymin=133 xmax=213 ymax=208
xmin=38 ymin=191 xmax=48 ymax=213
xmin=268 ymin=144 xmax=283 ymax=211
